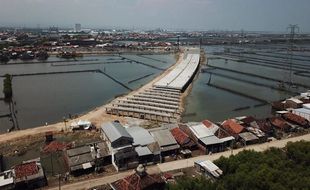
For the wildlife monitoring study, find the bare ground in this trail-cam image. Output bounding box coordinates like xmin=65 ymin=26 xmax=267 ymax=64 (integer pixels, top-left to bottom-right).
xmin=0 ymin=52 xmax=184 ymax=144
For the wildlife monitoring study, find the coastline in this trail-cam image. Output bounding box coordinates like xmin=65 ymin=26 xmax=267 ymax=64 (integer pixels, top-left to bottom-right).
xmin=0 ymin=51 xmax=185 ymax=143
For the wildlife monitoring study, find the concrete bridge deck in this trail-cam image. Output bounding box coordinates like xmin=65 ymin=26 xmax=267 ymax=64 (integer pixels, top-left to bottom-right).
xmin=107 ymin=48 xmax=201 ymax=123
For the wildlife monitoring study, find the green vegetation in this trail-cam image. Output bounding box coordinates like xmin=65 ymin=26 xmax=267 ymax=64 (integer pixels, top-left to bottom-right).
xmin=3 ymin=74 xmax=12 ymax=100
xmin=167 ymin=141 xmax=310 ymax=190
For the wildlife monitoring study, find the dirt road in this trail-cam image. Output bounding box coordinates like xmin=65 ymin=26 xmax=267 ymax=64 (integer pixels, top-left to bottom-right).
xmin=0 ymin=53 xmax=184 ymax=144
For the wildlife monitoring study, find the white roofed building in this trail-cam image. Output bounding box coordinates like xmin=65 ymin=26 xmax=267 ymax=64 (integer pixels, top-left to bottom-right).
xmin=195 ymin=160 xmax=223 ymax=179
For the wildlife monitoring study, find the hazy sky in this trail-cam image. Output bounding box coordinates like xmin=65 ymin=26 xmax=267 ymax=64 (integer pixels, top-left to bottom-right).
xmin=0 ymin=0 xmax=309 ymax=32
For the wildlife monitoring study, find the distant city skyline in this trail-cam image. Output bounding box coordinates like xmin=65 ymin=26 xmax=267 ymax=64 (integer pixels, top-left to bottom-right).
xmin=0 ymin=0 xmax=310 ymax=32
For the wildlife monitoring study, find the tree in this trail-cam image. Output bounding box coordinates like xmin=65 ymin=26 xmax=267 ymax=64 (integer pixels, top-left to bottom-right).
xmin=167 ymin=141 xmax=310 ymax=190
xmin=3 ymin=74 xmax=12 ymax=100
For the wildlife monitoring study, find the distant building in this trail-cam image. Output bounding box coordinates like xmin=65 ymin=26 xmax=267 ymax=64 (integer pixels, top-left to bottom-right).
xmin=75 ymin=23 xmax=82 ymax=32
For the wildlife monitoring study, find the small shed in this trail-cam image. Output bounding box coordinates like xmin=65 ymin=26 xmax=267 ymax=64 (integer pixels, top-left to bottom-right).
xmin=194 ymin=160 xmax=223 ymax=179
xmin=239 ymin=132 xmax=259 ymax=145
xmin=0 ymin=170 xmax=14 ymax=190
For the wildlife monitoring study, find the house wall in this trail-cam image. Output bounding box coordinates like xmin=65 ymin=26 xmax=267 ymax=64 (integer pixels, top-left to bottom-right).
xmin=112 ymin=138 xmax=133 ymax=149
xmin=197 ymin=140 xmax=224 ymax=154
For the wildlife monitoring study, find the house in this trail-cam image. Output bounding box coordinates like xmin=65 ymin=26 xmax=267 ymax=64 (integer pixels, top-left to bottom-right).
xmin=246 ymin=126 xmax=266 ymax=143
xmin=64 ymin=142 xmax=110 ymax=175
xmin=221 ymin=119 xmax=245 ymax=139
xmin=269 ymin=117 xmax=291 ymax=133
xmin=101 ymin=121 xmax=133 ymax=152
xmin=101 ymin=122 xmax=138 ymax=171
xmin=194 ymin=160 xmax=223 ymax=180
xmin=149 ymin=128 xmax=180 ymax=160
xmin=292 ymin=108 xmax=310 ymax=122
xmin=111 ymin=165 xmax=165 ymax=190
xmin=239 ymin=132 xmax=259 ymax=145
xmin=238 ymin=117 xmax=267 ymax=142
xmin=283 ymin=112 xmax=309 ymax=128
xmin=126 ymin=127 xmax=160 ymax=164
xmin=0 ymin=170 xmax=14 ymax=190
xmin=256 ymin=119 xmax=274 ymax=137
xmin=12 ymin=158 xmax=47 ymax=189
xmin=285 ymin=98 xmax=303 ymax=109
xmin=170 ymin=127 xmax=196 ymax=149
xmin=187 ymin=120 xmax=234 ymax=154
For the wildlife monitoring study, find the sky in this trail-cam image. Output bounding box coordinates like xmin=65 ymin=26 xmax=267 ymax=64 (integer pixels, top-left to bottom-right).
xmin=0 ymin=0 xmax=309 ymax=32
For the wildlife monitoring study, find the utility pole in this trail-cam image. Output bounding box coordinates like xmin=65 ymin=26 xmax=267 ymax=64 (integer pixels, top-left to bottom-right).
xmin=58 ymin=174 xmax=61 ymax=190
xmin=177 ymin=35 xmax=180 ymax=51
xmin=287 ymin=24 xmax=299 ymax=87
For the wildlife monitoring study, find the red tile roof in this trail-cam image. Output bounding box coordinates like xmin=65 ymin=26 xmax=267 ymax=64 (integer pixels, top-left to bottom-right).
xmin=270 ymin=117 xmax=290 ymax=130
xmin=14 ymin=162 xmax=39 ymax=179
xmin=222 ymin=119 xmax=244 ymax=135
xmin=111 ymin=172 xmax=164 ymax=190
xmin=202 ymin=120 xmax=213 ymax=128
xmin=170 ymin=128 xmax=190 ymax=145
xmin=283 ymin=112 xmax=308 ymax=126
xmin=240 ymin=116 xmax=256 ymax=125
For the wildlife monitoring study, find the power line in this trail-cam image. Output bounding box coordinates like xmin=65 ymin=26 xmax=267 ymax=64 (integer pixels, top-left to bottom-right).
xmin=286 ymin=24 xmax=299 ymax=87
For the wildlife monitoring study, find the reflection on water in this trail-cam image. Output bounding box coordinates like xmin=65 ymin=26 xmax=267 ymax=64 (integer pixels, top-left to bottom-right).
xmin=182 ymin=45 xmax=310 ymax=122
xmin=0 ymin=54 xmax=176 ymax=132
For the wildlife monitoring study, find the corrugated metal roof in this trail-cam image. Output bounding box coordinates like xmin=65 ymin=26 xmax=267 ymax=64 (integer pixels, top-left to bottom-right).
xmin=135 ymin=146 xmax=152 ymax=156
xmin=199 ymin=135 xmax=222 ymax=146
xmin=189 ymin=123 xmax=219 ymax=139
xmin=127 ymin=127 xmax=155 ymax=146
xmin=303 ymin=103 xmax=310 ymax=109
xmin=101 ymin=122 xmax=133 ymax=143
xmin=287 ymin=98 xmax=303 ymax=104
xmin=294 ymin=108 xmax=310 ymax=114
xmin=67 ymin=146 xmax=90 ymax=157
xmin=239 ymin=132 xmax=259 ymax=142
xmin=195 ymin=160 xmax=223 ymax=178
xmin=150 ymin=129 xmax=178 ymax=147
xmin=170 ymin=127 xmax=190 ymax=145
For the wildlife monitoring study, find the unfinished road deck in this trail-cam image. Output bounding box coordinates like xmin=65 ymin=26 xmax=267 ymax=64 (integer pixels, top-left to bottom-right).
xmin=107 ymin=48 xmax=201 ymax=123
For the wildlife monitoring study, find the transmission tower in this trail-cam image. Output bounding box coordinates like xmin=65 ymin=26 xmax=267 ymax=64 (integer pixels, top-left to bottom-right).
xmin=287 ymin=24 xmax=299 ymax=87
